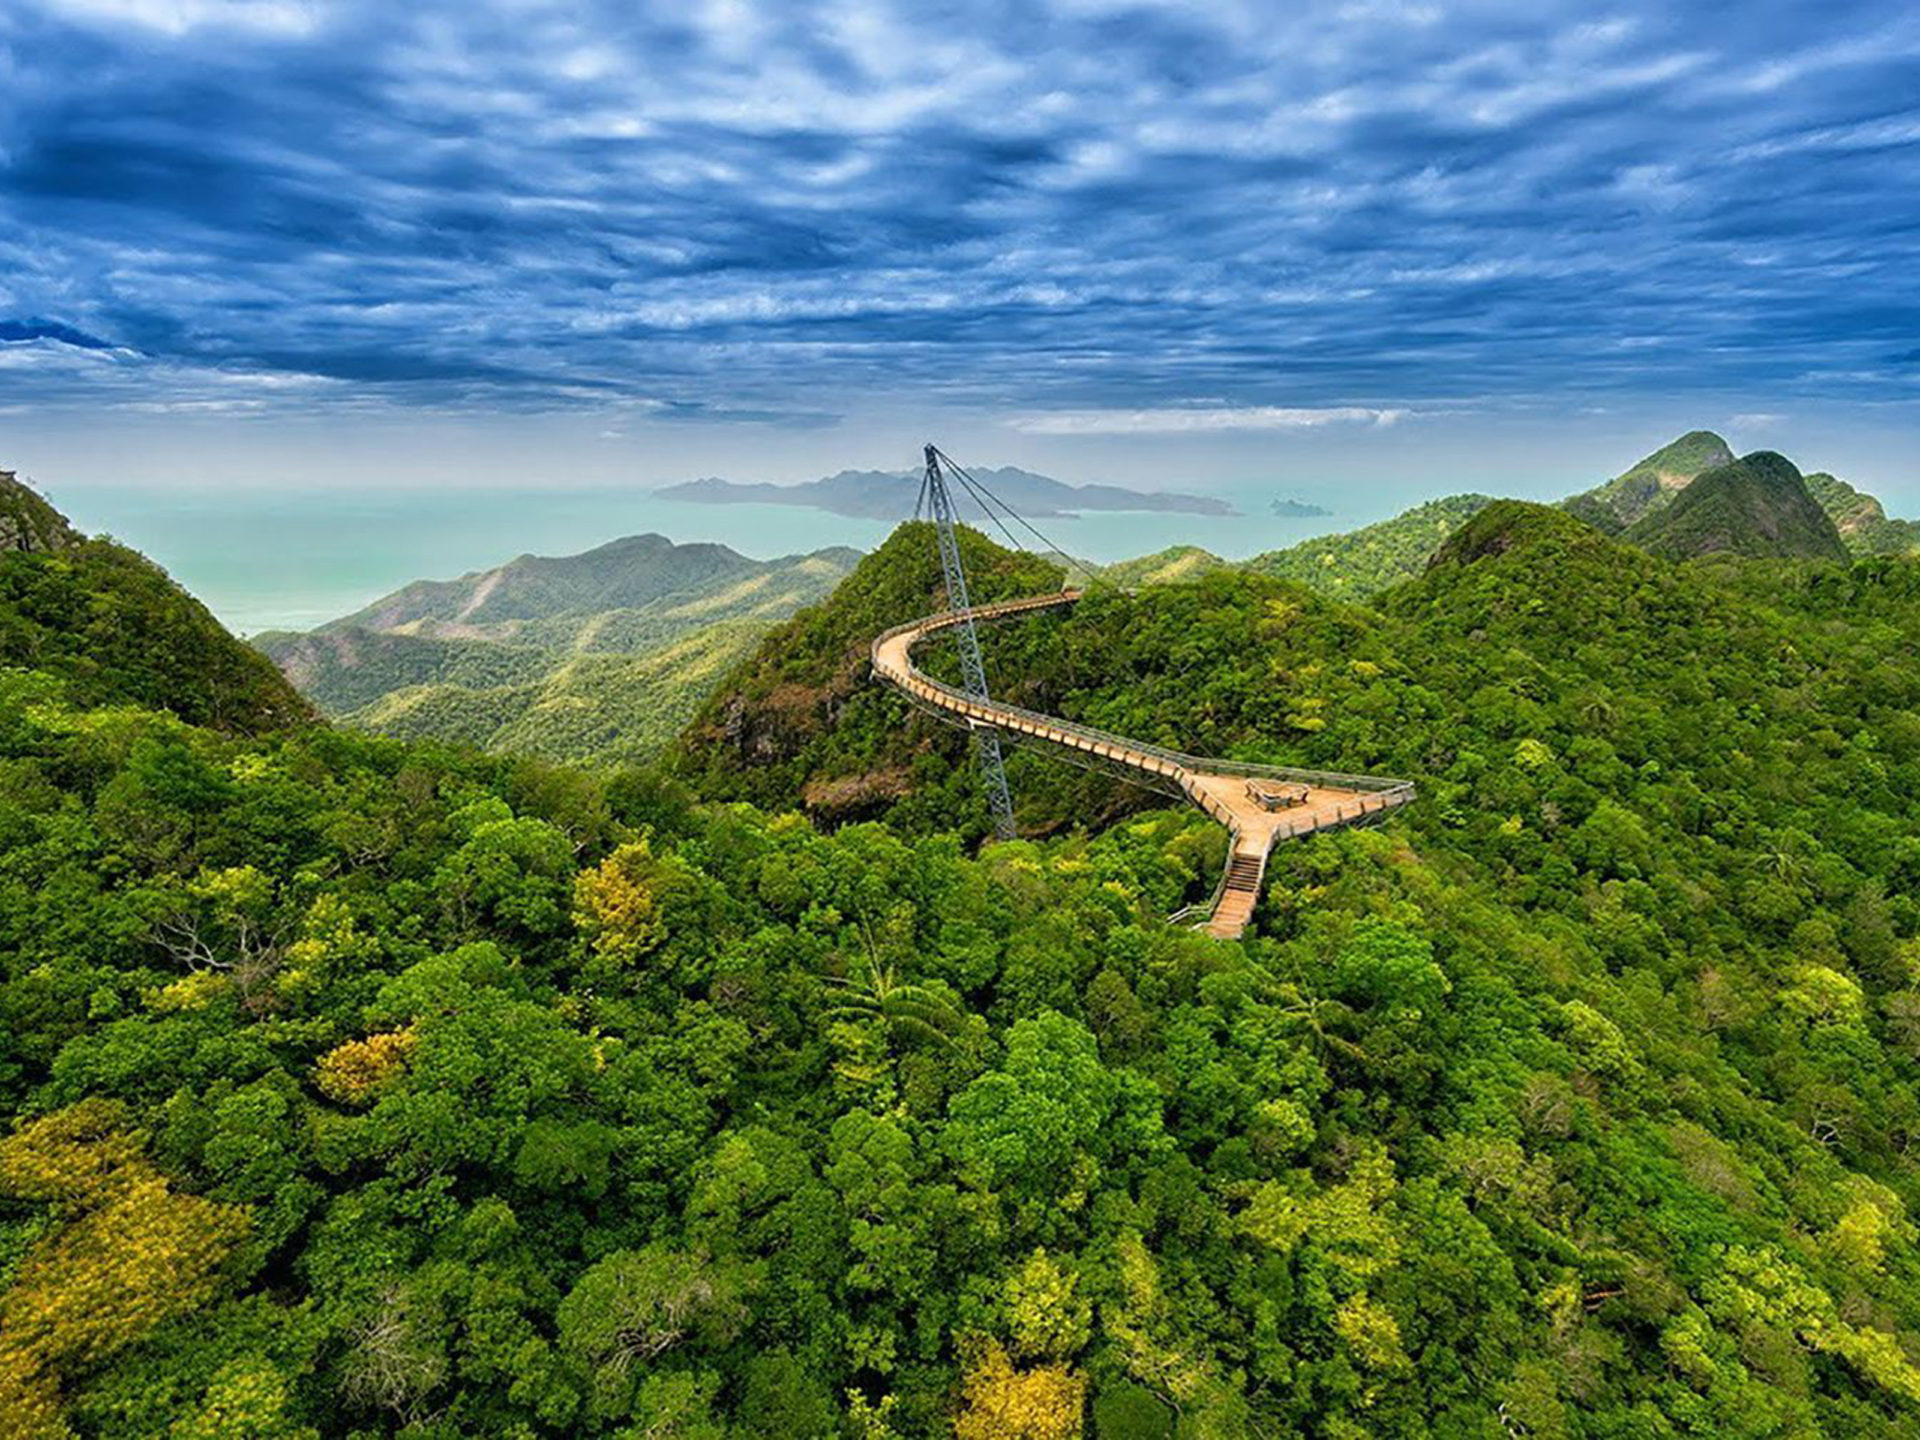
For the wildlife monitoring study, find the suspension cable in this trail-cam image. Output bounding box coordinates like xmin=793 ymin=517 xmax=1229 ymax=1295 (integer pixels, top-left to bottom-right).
xmin=932 ymin=447 xmax=1099 ymax=586
xmin=945 ymin=465 xmax=1034 ymax=557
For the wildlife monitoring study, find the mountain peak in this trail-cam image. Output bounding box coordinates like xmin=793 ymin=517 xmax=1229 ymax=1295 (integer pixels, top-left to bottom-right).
xmin=1562 ymin=430 xmax=1737 ymax=532
xmin=1622 ymin=453 xmax=1848 ymax=562
xmin=1633 ymin=430 xmax=1734 ymax=477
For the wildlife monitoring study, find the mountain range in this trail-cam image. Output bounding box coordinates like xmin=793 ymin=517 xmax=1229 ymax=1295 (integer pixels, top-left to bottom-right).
xmin=1103 ymin=429 xmax=1914 ymax=602
xmin=656 ymin=464 xmax=1237 ymax=519
xmin=255 ymin=533 xmax=859 ymax=767
xmin=249 ymin=429 xmax=1912 ymax=773
xmin=8 ymin=443 xmax=1920 ymax=1435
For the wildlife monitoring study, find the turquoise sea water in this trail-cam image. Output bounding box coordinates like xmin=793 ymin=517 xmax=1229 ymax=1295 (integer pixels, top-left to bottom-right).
xmin=54 ymin=484 xmax=1387 ymax=634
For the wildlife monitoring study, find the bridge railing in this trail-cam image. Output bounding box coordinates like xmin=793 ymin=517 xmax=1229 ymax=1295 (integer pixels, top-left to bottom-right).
xmin=872 ymin=600 xmax=1417 ymax=800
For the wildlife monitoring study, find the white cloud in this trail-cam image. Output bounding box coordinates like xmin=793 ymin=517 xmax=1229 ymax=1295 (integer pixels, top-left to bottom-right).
xmin=1006 ymin=405 xmax=1408 ymax=434
xmin=31 ymin=0 xmax=327 ymax=36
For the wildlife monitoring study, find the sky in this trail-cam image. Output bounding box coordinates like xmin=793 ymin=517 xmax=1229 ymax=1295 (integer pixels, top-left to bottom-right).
xmin=2 ymin=0 xmax=1919 ymax=519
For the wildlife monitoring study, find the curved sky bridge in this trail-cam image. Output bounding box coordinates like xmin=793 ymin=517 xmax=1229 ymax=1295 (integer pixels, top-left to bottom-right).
xmin=870 ymin=591 xmax=1416 ymax=939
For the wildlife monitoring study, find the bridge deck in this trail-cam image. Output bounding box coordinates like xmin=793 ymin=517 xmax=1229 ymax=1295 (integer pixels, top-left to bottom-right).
xmin=871 ymin=592 xmax=1415 ymax=939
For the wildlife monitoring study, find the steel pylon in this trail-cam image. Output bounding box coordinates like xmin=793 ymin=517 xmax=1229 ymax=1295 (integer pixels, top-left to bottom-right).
xmin=920 ymin=444 xmax=1016 ymax=839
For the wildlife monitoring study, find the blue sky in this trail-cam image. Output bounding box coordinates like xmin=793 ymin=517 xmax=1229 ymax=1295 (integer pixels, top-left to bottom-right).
xmin=2 ymin=0 xmax=1918 ymax=501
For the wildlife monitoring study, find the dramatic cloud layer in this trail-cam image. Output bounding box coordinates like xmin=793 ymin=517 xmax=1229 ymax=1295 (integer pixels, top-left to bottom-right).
xmin=2 ymin=0 xmax=1916 ymax=427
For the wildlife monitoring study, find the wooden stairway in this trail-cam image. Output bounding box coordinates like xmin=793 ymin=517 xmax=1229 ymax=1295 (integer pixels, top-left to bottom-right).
xmin=1206 ymin=844 xmax=1270 ymax=938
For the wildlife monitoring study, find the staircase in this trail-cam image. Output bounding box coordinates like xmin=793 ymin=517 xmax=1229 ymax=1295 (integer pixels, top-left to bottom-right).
xmin=1206 ymin=845 xmax=1270 ymax=939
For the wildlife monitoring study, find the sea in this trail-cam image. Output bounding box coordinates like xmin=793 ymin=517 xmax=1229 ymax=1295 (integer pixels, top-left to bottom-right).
xmin=53 ymin=483 xmax=1402 ymax=635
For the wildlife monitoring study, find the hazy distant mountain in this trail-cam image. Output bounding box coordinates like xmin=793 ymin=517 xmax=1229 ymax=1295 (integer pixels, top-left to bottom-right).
xmin=257 ymin=534 xmax=861 ymax=766
xmin=1270 ymin=498 xmax=1332 ymax=517
xmin=322 ymin=532 xmax=858 ymax=640
xmin=1623 ymin=452 xmax=1849 ymax=562
xmin=656 ymin=465 xmax=1236 ymax=520
xmin=1562 ymin=430 xmax=1737 ymax=532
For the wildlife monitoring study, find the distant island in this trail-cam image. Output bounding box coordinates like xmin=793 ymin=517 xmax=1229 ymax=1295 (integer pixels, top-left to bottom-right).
xmin=1270 ymin=498 xmax=1333 ymax=517
xmin=656 ymin=465 xmax=1237 ymax=520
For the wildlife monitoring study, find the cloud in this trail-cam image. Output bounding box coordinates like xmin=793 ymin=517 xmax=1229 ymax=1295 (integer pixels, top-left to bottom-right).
xmin=29 ymin=0 xmax=325 ymax=37
xmin=0 ymin=0 xmax=1916 ymax=427
xmin=0 ymin=319 xmax=118 ymax=349
xmin=1008 ymin=406 xmax=1407 ymax=434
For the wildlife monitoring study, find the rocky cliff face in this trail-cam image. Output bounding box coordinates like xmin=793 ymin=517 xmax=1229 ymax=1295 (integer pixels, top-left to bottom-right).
xmin=0 ymin=469 xmax=81 ymax=554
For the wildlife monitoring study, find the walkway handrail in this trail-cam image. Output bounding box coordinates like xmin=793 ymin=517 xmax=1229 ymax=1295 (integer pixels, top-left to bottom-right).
xmin=870 ymin=589 xmax=1415 ymax=936
xmin=871 ymin=594 xmax=1417 ymax=801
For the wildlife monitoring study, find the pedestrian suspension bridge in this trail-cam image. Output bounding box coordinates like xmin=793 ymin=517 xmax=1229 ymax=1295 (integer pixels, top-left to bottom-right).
xmin=869 ymin=445 xmax=1415 ymax=940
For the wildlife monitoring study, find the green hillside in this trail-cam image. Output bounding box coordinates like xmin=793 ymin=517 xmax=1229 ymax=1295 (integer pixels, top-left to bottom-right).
xmin=1805 ymin=470 xmax=1920 ymax=556
xmin=1624 ymin=451 xmax=1849 ymax=562
xmin=344 ymin=618 xmax=774 ymax=767
xmin=674 ymin=520 xmax=1065 ymax=826
xmin=1239 ymin=492 xmax=1493 ymax=599
xmin=0 ymin=470 xmax=310 ymax=732
xmin=1094 ymin=544 xmax=1228 ymax=588
xmin=9 ymin=494 xmax=1920 ymax=1434
xmin=257 ymin=536 xmax=860 ymax=766
xmin=1562 ymin=429 xmax=1736 ymax=531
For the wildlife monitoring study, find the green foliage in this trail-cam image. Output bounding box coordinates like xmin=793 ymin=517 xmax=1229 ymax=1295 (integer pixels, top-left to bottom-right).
xmin=1240 ymin=492 xmax=1493 ymax=600
xmin=0 ymin=535 xmax=310 ymax=733
xmin=1561 ymin=428 xmax=1736 ymax=531
xmin=1096 ymin=546 xmax=1228 ymax=589
xmin=1803 ymin=470 xmax=1920 ymax=556
xmin=7 ymin=484 xmax=1920 ymax=1434
xmin=675 ymin=520 xmax=1063 ymax=830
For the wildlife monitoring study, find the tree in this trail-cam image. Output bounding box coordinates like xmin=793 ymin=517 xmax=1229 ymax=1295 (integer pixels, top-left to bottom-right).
xmin=1005 ymin=1250 xmax=1090 ymax=1361
xmin=555 ymin=1246 xmax=759 ymax=1421
xmin=573 ymin=838 xmax=672 ymax=966
xmin=954 ymin=1338 xmax=1085 ymax=1440
xmin=945 ymin=1012 xmax=1116 ymax=1194
xmin=0 ymin=1102 xmax=250 ymax=1434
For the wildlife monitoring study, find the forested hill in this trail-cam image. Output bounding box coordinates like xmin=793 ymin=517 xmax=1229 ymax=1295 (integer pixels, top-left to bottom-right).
xmin=7 ymin=485 xmax=1920 ymax=1434
xmin=674 ymin=520 xmax=1066 ymax=826
xmin=321 ymin=532 xmax=859 ymax=637
xmin=0 ymin=470 xmax=310 ymax=732
xmin=1239 ymin=492 xmax=1493 ymax=599
xmin=255 ymin=535 xmax=860 ymax=768
xmin=1624 ymin=451 xmax=1849 ymax=562
xmin=1806 ymin=470 xmax=1920 ymax=556
xmin=1220 ymin=430 xmax=1914 ymax=602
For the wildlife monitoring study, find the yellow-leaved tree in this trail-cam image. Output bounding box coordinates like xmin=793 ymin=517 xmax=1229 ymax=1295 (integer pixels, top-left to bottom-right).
xmin=953 ymin=1337 xmax=1085 ymax=1440
xmin=0 ymin=1099 xmax=250 ymax=1438
xmin=314 ymin=1027 xmax=417 ymax=1105
xmin=572 ymin=839 xmax=673 ymax=966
